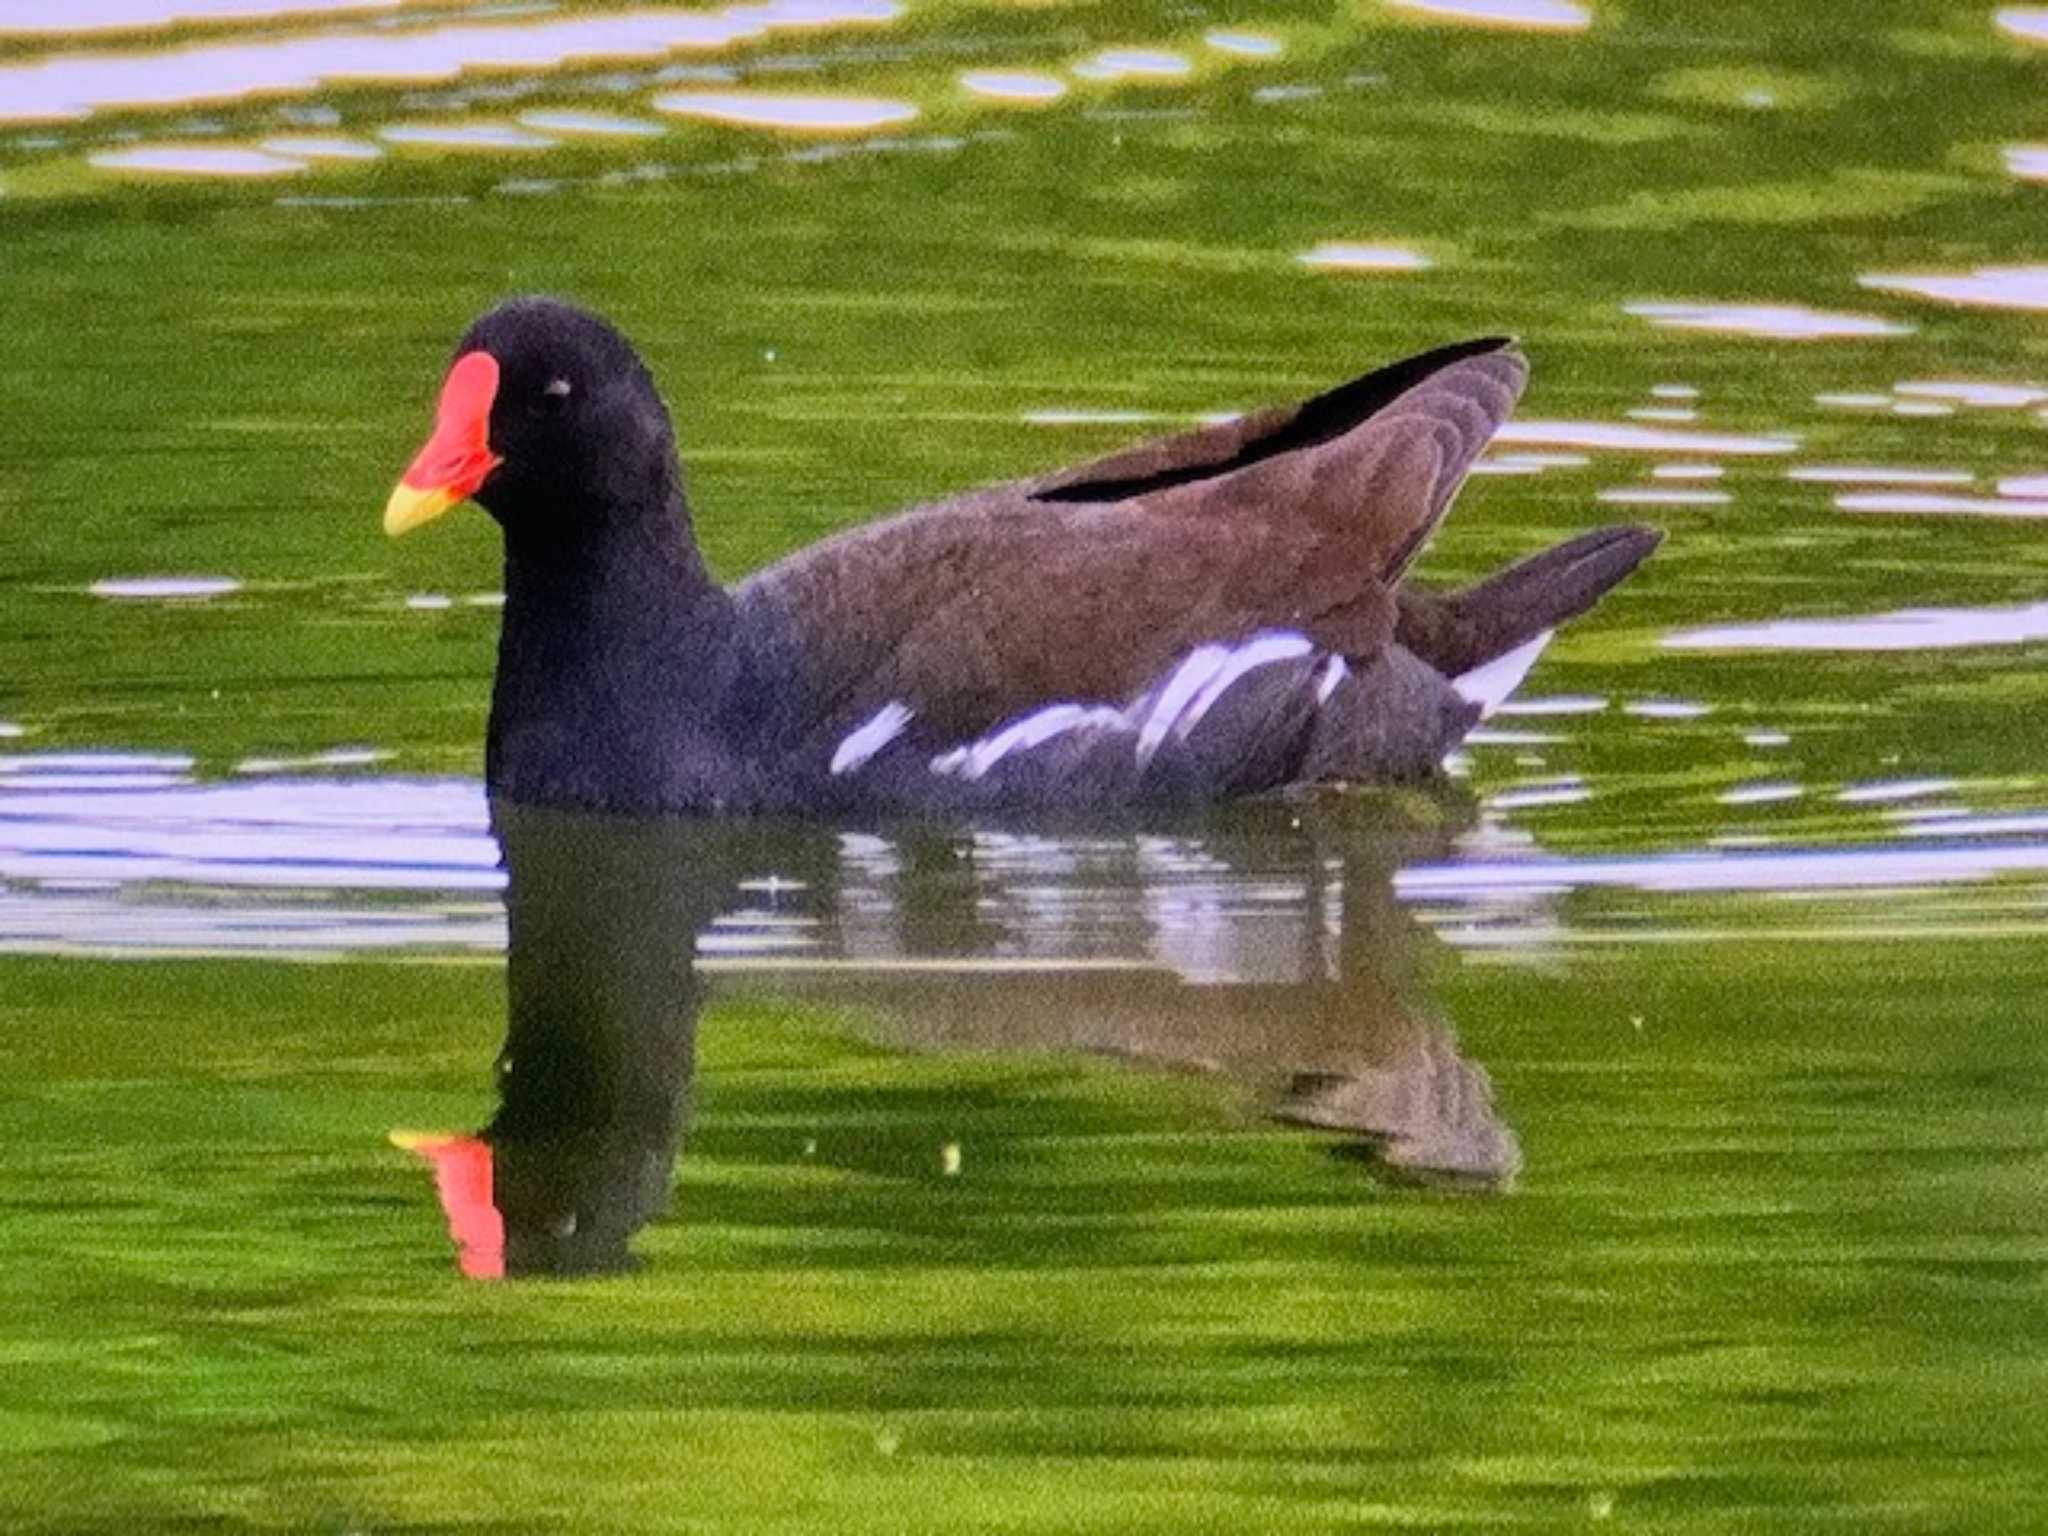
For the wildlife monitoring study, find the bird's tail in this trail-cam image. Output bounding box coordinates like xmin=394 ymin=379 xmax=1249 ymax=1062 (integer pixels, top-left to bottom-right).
xmin=1397 ymin=524 xmax=1661 ymax=680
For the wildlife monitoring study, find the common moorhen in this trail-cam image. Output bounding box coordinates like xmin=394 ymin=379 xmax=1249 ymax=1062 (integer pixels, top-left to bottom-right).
xmin=384 ymin=297 xmax=1657 ymax=814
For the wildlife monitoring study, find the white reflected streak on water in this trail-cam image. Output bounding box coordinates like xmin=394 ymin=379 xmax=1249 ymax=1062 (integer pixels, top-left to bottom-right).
xmin=956 ymin=70 xmax=1065 ymax=103
xmin=0 ymin=0 xmax=400 ymax=35
xmin=1484 ymin=778 xmax=1588 ymax=811
xmin=0 ymin=772 xmax=497 ymax=889
xmin=259 ymin=133 xmax=383 ymax=159
xmin=1297 ymin=242 xmax=1434 ymax=272
xmin=1494 ymin=695 xmax=1606 ymax=716
xmin=1494 ymin=420 xmax=1799 ymax=455
xmin=90 ymin=575 xmax=242 ymax=598
xmin=1204 ymin=30 xmax=1284 ymax=56
xmin=1665 ymin=601 xmax=2048 ymax=652
xmin=1859 ymin=265 xmax=2048 ymax=314
xmin=0 ymin=774 xmax=196 ymax=792
xmin=1892 ymin=380 xmax=2047 ymax=409
xmin=0 ymin=752 xmax=196 ymax=774
xmin=89 ymin=145 xmax=308 ymax=176
xmin=1384 ymin=0 xmax=1590 ymax=30
xmin=1837 ymin=778 xmax=1956 ymax=805
xmin=516 ymin=109 xmax=666 ymax=137
xmin=1786 ymin=465 xmax=1972 ymax=486
xmin=379 ymin=121 xmax=558 ymax=149
xmin=1070 ymin=48 xmax=1193 ymax=81
xmin=651 ymin=91 xmax=917 ymax=131
xmin=1425 ymin=916 xmax=2048 ymax=947
xmin=0 ymin=2 xmax=900 ymax=124
xmin=1894 ymin=812 xmax=2048 ymax=839
xmin=1624 ymin=699 xmax=1712 ymax=719
xmin=1020 ymin=408 xmax=1169 ymax=426
xmin=1719 ymin=782 xmax=1802 ymax=806
xmin=1596 ymin=486 xmax=1730 ymax=507
xmin=1626 ymin=301 xmax=1913 ymax=340
xmin=1995 ymin=8 xmax=2048 ymax=46
xmin=1399 ymin=840 xmax=2048 ymax=898
xmin=1471 ymin=450 xmax=1589 ymax=476
xmin=0 ymin=892 xmax=505 ymax=958
xmin=1885 ymin=805 xmax=1970 ymax=825
xmin=235 ymin=748 xmax=388 ymax=774
xmin=0 ymin=769 xmax=501 ymax=954
xmin=1837 ymin=492 xmax=2048 ymax=518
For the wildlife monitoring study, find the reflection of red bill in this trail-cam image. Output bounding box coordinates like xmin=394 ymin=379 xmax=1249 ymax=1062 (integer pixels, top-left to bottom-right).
xmin=391 ymin=1130 xmax=504 ymax=1280
xmin=384 ymin=350 xmax=503 ymax=537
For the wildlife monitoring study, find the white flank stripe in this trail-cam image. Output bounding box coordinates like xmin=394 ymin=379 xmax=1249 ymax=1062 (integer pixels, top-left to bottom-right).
xmin=1453 ymin=630 xmax=1553 ymax=719
xmin=929 ymin=631 xmax=1324 ymax=786
xmin=830 ymin=701 xmax=913 ymax=777
xmin=1174 ymin=634 xmax=1315 ymax=741
xmin=1135 ymin=644 xmax=1232 ymax=768
xmin=1315 ymin=654 xmax=1349 ymax=705
xmin=932 ymin=703 xmax=1124 ymax=781
xmin=961 ymin=704 xmax=1085 ymax=779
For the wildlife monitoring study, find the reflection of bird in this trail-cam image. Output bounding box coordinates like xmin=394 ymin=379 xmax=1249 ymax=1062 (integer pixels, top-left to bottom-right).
xmin=778 ymin=801 xmax=1522 ymax=1187
xmin=397 ymin=801 xmax=1522 ymax=1278
xmin=394 ymin=804 xmax=743 ymax=1279
xmin=385 ymin=298 xmax=1658 ymax=814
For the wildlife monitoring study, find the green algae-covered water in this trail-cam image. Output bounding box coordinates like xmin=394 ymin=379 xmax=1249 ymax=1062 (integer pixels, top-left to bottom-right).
xmin=6 ymin=0 xmax=2048 ymax=1528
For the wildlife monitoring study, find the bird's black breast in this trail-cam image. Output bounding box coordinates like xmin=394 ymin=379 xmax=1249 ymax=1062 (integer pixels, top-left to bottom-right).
xmin=488 ymin=563 xmax=770 ymax=814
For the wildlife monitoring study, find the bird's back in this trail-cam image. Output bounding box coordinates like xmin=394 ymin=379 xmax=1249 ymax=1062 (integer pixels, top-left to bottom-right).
xmin=735 ymin=338 xmax=1533 ymax=756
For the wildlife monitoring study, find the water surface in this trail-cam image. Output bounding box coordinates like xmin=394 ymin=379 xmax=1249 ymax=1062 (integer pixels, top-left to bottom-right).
xmin=5 ymin=0 xmax=2048 ymax=1527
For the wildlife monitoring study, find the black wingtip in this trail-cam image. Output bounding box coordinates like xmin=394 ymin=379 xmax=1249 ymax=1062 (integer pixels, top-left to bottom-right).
xmin=1530 ymin=523 xmax=1662 ymax=616
xmin=1566 ymin=523 xmax=1663 ymax=585
xmin=1034 ymin=336 xmax=1529 ymax=507
xmin=1451 ymin=523 xmax=1662 ymax=666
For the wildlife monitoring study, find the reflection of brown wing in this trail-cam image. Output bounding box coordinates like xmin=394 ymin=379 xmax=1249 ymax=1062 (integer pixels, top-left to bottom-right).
xmin=736 ymin=340 xmax=1528 ymax=740
xmin=730 ymin=805 xmax=1520 ymax=1186
xmin=1274 ymin=1027 xmax=1521 ymax=1184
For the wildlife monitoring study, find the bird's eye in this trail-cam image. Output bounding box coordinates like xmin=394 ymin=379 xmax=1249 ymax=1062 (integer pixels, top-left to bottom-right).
xmin=543 ymin=377 xmax=573 ymax=400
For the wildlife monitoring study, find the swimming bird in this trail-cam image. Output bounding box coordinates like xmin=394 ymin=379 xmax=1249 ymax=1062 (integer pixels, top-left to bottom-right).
xmin=383 ymin=297 xmax=1657 ymax=815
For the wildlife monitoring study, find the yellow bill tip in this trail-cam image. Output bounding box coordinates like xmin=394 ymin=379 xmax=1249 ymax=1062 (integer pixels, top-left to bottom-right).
xmin=388 ymin=1128 xmax=458 ymax=1153
xmin=384 ymin=480 xmax=463 ymax=538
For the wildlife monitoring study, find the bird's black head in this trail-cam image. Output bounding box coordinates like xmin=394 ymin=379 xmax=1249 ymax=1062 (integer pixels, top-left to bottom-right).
xmin=384 ymin=296 xmax=684 ymax=545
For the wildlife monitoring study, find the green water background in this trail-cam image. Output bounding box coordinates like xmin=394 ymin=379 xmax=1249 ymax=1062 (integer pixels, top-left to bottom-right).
xmin=4 ymin=0 xmax=2048 ymax=1528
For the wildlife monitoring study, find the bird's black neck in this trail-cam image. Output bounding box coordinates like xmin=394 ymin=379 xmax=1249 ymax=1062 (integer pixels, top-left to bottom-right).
xmin=488 ymin=491 xmax=745 ymax=811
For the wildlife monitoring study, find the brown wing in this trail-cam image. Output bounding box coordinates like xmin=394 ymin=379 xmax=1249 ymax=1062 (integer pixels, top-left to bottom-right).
xmin=1029 ymin=336 xmax=1526 ymax=581
xmin=733 ymin=339 xmax=1527 ymax=741
xmin=740 ymin=499 xmax=1386 ymax=742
